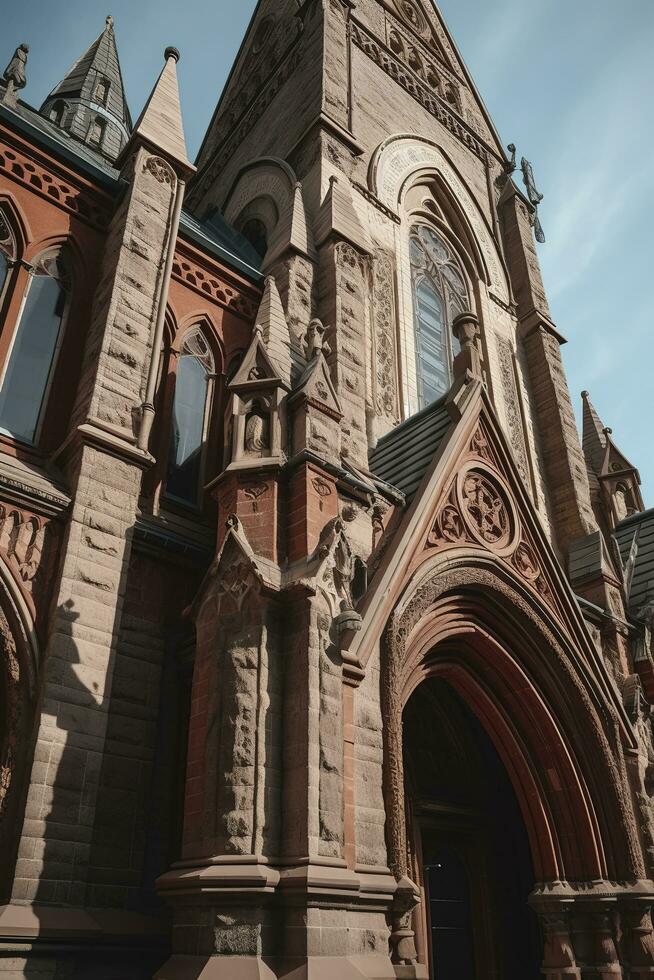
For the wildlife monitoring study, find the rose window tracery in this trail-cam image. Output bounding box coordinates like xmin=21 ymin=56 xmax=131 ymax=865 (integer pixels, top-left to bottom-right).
xmin=459 ymin=469 xmax=514 ymax=551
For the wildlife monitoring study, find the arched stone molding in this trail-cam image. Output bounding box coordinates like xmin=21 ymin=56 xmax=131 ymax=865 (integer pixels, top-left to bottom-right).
xmin=380 ymin=556 xmax=647 ymax=888
xmin=0 ymin=192 xmax=31 ymax=255
xmin=369 ymin=134 xmax=510 ymax=305
xmin=0 ymin=556 xmax=38 ymax=902
xmin=222 ymin=157 xmax=315 ymax=269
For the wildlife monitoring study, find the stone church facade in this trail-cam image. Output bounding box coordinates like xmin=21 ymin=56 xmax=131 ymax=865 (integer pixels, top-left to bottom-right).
xmin=0 ymin=2 xmax=653 ymax=978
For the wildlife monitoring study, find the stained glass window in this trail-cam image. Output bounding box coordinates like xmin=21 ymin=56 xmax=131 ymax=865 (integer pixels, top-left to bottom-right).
xmin=165 ymin=328 xmax=214 ymax=507
xmin=0 ymin=251 xmax=70 ymax=444
xmin=410 ymin=224 xmax=469 ymax=409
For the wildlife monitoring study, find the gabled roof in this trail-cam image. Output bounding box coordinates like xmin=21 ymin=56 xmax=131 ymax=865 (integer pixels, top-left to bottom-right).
xmin=369 ymin=395 xmax=453 ymax=503
xmin=615 ymin=508 xmax=654 ymax=610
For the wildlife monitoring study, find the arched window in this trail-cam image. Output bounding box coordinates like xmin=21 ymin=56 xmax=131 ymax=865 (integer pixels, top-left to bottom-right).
xmin=240 ymin=218 xmax=268 ymax=261
xmin=49 ymin=100 xmax=66 ymax=126
xmin=0 ymin=212 xmax=15 ymax=301
xmin=165 ymin=327 xmax=215 ymax=508
xmin=410 ymin=224 xmax=468 ymax=408
xmin=0 ymin=250 xmax=71 ymax=445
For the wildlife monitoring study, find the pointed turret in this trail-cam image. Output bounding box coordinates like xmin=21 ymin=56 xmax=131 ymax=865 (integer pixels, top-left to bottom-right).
xmin=40 ymin=16 xmax=131 ymax=163
xmin=581 ymin=390 xmax=606 ymax=482
xmin=581 ymin=390 xmax=644 ymax=527
xmin=123 ymin=46 xmax=193 ymax=177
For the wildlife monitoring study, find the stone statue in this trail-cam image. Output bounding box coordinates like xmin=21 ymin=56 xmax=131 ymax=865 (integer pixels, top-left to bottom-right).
xmin=244 ymin=411 xmax=269 ymax=454
xmin=2 ymin=44 xmax=29 ymax=106
xmin=520 ymin=156 xmax=546 ymax=244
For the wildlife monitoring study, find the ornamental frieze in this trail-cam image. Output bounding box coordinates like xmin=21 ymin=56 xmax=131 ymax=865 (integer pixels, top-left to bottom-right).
xmin=0 ymin=504 xmax=57 ymax=621
xmin=424 ymin=426 xmax=559 ymax=612
xmin=171 ymin=255 xmax=259 ymax=320
xmin=350 ymin=20 xmax=486 ymax=161
xmin=0 ymin=136 xmax=113 ymax=229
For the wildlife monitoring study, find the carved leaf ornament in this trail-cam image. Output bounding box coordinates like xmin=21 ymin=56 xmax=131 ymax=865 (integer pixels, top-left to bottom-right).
xmin=426 ymin=427 xmax=556 ymax=606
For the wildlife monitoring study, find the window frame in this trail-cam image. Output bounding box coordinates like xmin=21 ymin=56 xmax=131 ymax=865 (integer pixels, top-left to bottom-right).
xmin=409 ymin=221 xmax=470 ymax=410
xmin=163 ymin=325 xmax=216 ymax=511
xmin=0 ymin=247 xmax=73 ymax=448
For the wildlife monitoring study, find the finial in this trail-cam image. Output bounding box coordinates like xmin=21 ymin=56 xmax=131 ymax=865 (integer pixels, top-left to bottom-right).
xmin=603 ymin=427 xmax=613 ymax=437
xmin=2 ymin=43 xmax=29 ymax=106
xmin=106 ymin=14 xmax=114 ymax=28
xmin=165 ymin=46 xmax=180 ymax=63
xmin=504 ymin=143 xmax=517 ymax=174
xmin=329 ymin=175 xmax=338 ymax=188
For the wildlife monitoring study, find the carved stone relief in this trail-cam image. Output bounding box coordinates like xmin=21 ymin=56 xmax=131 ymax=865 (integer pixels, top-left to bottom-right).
xmin=352 ymin=24 xmax=486 ymax=162
xmin=143 ymin=155 xmax=176 ymax=187
xmin=371 ymin=251 xmax=400 ymax=423
xmin=496 ymin=336 xmax=530 ymax=487
xmin=0 ymin=608 xmax=20 ymax=820
xmin=424 ymin=428 xmax=557 ymax=607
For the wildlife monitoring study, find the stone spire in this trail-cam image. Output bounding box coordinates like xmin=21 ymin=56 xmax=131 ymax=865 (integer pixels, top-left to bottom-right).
xmin=581 ymin=389 xmax=607 ymax=487
xmin=124 ymin=46 xmax=193 ymax=176
xmin=581 ymin=390 xmax=644 ymax=526
xmin=40 ymin=15 xmax=131 ymax=163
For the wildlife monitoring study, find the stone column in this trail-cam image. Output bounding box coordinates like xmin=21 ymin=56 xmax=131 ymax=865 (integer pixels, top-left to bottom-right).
xmin=3 ymin=49 xmax=194 ymax=975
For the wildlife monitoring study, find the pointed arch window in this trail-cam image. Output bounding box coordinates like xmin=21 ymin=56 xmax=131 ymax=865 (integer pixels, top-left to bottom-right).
xmin=165 ymin=327 xmax=215 ymax=508
xmin=0 ymin=212 xmax=15 ymax=303
xmin=0 ymin=250 xmax=71 ymax=445
xmin=410 ymin=224 xmax=468 ymax=408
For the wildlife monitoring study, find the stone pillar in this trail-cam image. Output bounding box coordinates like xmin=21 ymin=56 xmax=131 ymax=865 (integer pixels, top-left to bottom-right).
xmin=2 ymin=50 xmax=194 ymax=977
xmin=500 ymin=188 xmax=598 ymax=556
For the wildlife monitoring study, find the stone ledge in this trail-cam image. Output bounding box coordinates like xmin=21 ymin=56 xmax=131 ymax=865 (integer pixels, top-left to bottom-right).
xmin=0 ymin=903 xmax=167 ymax=944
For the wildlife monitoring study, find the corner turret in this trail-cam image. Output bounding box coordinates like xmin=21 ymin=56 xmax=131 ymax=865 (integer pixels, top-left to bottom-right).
xmin=40 ymin=15 xmax=131 ymax=163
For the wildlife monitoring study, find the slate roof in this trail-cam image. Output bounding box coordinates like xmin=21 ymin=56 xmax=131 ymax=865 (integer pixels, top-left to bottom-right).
xmin=615 ymin=508 xmax=654 ymax=610
xmin=368 ymin=396 xmax=452 ymax=504
xmin=0 ymin=100 xmax=262 ymax=283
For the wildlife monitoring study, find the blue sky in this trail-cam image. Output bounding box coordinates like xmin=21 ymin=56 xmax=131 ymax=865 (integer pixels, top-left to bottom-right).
xmin=3 ymin=0 xmax=652 ymax=502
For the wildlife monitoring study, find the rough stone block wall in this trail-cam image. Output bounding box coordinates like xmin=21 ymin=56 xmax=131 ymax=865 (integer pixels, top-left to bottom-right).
xmin=354 ymin=647 xmax=387 ymax=869
xmin=85 ymin=551 xmax=198 ymax=910
xmin=12 ymin=445 xmax=142 ymax=907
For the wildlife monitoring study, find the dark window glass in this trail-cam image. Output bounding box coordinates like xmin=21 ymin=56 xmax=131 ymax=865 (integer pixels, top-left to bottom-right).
xmin=165 ymin=330 xmax=213 ymax=507
xmin=0 ymin=253 xmax=69 ymax=444
xmin=410 ymin=224 xmax=468 ymax=409
xmin=240 ymin=218 xmax=268 ymax=260
xmin=427 ymin=845 xmax=475 ymax=980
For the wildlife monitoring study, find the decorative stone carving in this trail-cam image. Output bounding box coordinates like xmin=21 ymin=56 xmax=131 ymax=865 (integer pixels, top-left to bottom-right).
xmin=372 ymin=251 xmax=399 ymax=422
xmin=143 ymin=155 xmax=176 ymax=187
xmin=243 ymin=482 xmax=268 ymax=512
xmin=371 ymin=135 xmax=510 ymax=303
xmin=0 ymin=505 xmax=50 ymax=600
xmin=1 ymin=44 xmax=28 ymax=106
xmin=381 ymin=565 xmax=647 ymax=898
xmin=171 ymin=255 xmax=258 ymax=319
xmin=460 ymin=469 xmax=513 ymax=549
xmin=496 ymin=336 xmax=530 ymax=486
xmin=312 ymin=477 xmax=333 ymax=511
xmin=353 ymin=24 xmax=487 ymax=163
xmin=244 ymin=410 xmax=270 ymax=454
xmin=0 ymin=609 xmax=20 ymax=819
xmin=0 ymin=139 xmax=112 ymax=230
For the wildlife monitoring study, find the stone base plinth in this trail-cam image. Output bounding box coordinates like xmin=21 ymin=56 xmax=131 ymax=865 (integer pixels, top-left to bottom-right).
xmin=155 ymin=955 xmax=277 ymax=979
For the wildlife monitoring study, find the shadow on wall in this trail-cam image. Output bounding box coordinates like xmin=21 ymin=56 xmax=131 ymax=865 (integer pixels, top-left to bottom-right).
xmin=11 ymin=584 xmax=181 ymax=979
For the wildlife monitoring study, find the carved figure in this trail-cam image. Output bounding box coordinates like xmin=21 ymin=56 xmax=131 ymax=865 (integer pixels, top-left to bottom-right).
xmin=2 ymin=44 xmax=29 ymax=105
xmin=521 ymin=156 xmax=546 ymax=243
xmin=244 ymin=411 xmax=269 ymax=453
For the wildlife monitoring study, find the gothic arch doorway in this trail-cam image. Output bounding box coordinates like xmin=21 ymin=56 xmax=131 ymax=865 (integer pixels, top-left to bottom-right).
xmin=403 ymin=677 xmax=541 ymax=979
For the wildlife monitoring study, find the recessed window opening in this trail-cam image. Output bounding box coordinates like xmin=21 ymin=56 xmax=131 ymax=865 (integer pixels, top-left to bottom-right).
xmin=165 ymin=328 xmax=214 ymax=508
xmin=410 ymin=223 xmax=468 ymax=409
xmin=0 ymin=251 xmax=71 ymax=445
